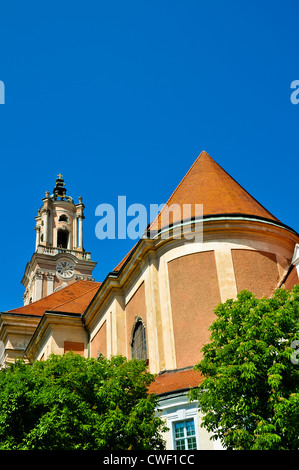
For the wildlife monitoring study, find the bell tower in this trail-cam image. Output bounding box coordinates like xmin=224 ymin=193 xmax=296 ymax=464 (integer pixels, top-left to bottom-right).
xmin=22 ymin=174 xmax=97 ymax=305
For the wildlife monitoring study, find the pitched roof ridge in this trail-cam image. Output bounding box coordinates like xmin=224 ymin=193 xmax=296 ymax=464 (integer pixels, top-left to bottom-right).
xmin=51 ymin=282 xmax=101 ymax=311
xmin=6 ymin=280 xmax=99 ymax=314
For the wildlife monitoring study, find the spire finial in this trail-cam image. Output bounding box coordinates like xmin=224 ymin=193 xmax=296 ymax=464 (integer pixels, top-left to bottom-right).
xmin=50 ymin=173 xmax=67 ymax=200
xmin=49 ymin=174 xmax=74 ymax=203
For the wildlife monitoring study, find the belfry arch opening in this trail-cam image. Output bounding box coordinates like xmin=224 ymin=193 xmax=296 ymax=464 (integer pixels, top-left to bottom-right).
xmin=57 ymin=229 xmax=69 ymax=249
xmin=59 ymin=214 xmax=68 ymax=222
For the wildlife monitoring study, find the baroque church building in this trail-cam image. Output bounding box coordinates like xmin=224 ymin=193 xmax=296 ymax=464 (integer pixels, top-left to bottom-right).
xmin=1 ymin=151 xmax=299 ymax=450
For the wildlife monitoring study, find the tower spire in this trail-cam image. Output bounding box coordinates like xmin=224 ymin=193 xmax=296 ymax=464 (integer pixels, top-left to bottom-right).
xmin=50 ymin=174 xmax=73 ymax=203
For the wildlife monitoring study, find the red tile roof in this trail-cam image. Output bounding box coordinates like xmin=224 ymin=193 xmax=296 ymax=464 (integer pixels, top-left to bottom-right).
xmin=150 ymin=150 xmax=280 ymax=231
xmin=6 ymin=280 xmax=101 ymax=316
xmin=148 ymin=367 xmax=203 ymax=395
xmin=113 ymin=151 xmax=280 ymax=273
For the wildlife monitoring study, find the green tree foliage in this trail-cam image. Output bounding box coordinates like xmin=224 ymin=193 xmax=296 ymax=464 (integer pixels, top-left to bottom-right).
xmin=0 ymin=353 xmax=167 ymax=450
xmin=190 ymin=286 xmax=299 ymax=450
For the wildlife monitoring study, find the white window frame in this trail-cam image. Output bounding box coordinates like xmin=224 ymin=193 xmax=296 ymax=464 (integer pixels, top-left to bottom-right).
xmin=157 ymin=393 xmax=200 ymax=450
xmin=173 ymin=418 xmax=198 ymax=450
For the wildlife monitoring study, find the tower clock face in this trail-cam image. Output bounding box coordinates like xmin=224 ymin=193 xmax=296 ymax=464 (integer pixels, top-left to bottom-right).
xmin=56 ymin=261 xmax=74 ymax=279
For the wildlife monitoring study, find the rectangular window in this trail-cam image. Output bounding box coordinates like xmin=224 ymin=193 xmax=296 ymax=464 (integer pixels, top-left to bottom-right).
xmin=173 ymin=419 xmax=197 ymax=450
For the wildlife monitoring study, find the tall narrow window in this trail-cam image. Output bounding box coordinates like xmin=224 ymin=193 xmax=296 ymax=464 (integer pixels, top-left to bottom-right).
xmin=173 ymin=419 xmax=197 ymax=450
xmin=131 ymin=320 xmax=147 ymax=361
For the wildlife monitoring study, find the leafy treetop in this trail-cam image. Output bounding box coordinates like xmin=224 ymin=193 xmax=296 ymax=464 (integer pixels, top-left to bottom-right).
xmin=190 ymin=286 xmax=299 ymax=450
xmin=0 ymin=353 xmax=167 ymax=450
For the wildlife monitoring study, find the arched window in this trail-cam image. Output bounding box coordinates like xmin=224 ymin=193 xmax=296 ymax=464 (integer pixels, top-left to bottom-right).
xmin=59 ymin=214 xmax=68 ymax=222
xmin=131 ymin=320 xmax=147 ymax=361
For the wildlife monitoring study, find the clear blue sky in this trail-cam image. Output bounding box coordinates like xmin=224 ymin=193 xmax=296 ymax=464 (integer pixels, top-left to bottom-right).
xmin=0 ymin=1 xmax=299 ymax=311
